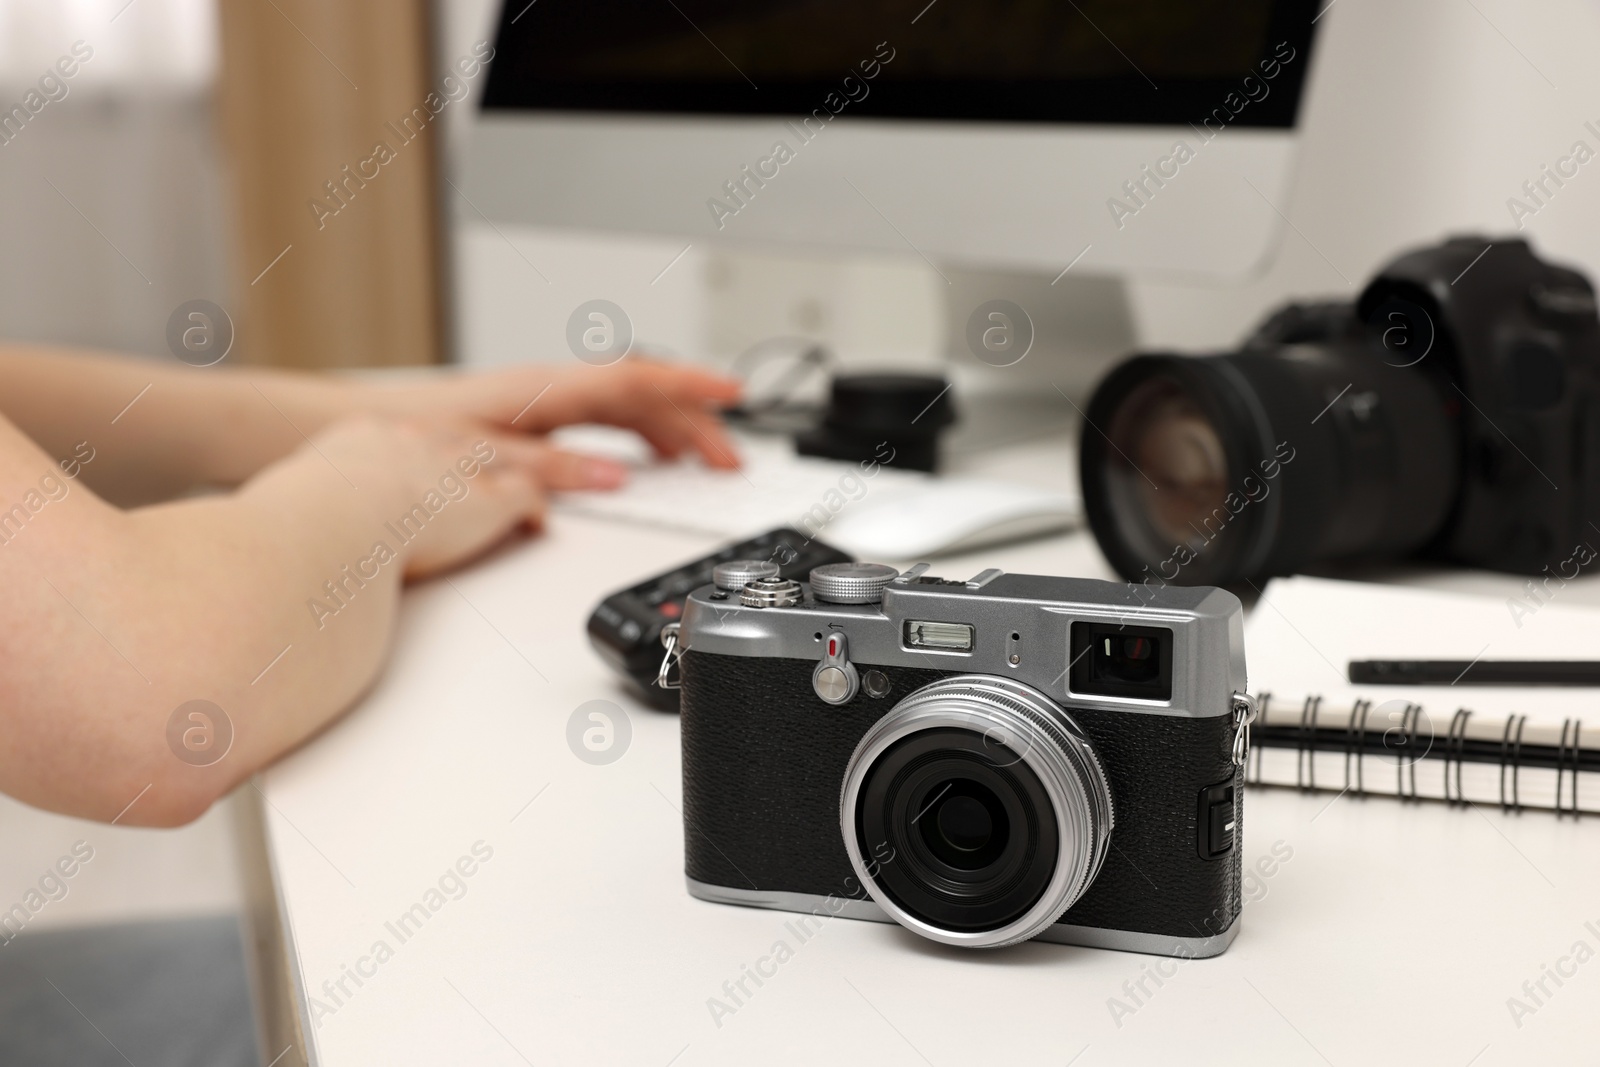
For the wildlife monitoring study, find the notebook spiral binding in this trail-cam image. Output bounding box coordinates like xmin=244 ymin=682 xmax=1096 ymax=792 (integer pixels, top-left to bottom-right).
xmin=1245 ymin=691 xmax=1598 ymax=817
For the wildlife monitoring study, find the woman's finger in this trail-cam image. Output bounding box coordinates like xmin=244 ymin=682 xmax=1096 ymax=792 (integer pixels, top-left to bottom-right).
xmin=473 ymin=359 xmax=744 ymax=469
xmin=486 ymin=433 xmax=630 ymax=490
xmin=486 ymin=469 xmax=548 ymax=529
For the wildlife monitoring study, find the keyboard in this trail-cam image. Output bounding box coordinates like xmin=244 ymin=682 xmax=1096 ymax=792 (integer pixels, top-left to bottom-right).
xmin=553 ymin=431 xmax=931 ymax=541
xmin=550 ymin=428 xmax=1082 ymax=557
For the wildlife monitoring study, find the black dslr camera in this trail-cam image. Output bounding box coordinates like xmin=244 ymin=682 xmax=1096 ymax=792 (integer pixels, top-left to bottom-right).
xmin=665 ymin=561 xmax=1253 ymax=957
xmin=1080 ymin=236 xmax=1600 ymax=586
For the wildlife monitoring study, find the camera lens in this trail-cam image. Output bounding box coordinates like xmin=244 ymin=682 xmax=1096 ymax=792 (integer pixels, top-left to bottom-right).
xmin=923 ymin=783 xmax=1005 ymax=867
xmin=1107 ymin=377 xmax=1231 ymax=550
xmin=918 ymin=777 xmax=1008 ymax=871
xmin=840 ymin=676 xmax=1113 ymax=949
xmin=1079 ymin=328 xmax=1461 ymax=586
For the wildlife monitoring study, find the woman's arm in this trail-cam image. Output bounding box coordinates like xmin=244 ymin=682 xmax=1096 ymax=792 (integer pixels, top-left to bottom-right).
xmin=0 ymin=409 xmax=549 ymax=827
xmin=0 ymin=345 xmax=742 ymax=506
xmin=0 ymin=346 xmax=355 ymax=504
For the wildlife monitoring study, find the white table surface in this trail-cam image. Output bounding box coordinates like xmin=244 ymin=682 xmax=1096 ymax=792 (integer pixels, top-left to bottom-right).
xmin=256 ymin=458 xmax=1600 ymax=1067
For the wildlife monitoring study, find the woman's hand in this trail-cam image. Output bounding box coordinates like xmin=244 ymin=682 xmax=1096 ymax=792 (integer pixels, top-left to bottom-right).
xmin=365 ymin=358 xmax=744 ymax=470
xmin=0 ymin=350 xmax=741 ymax=827
xmin=298 ymin=416 xmax=633 ymax=578
xmin=0 ymin=407 xmax=629 ymax=826
xmin=0 ymin=344 xmax=739 ymax=505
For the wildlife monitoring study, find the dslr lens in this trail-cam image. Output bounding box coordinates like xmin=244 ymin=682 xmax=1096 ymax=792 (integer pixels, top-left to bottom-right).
xmin=1080 ymin=323 xmax=1460 ymax=586
xmin=1110 ymin=378 xmax=1231 ymax=549
xmin=840 ymin=676 xmax=1113 ymax=949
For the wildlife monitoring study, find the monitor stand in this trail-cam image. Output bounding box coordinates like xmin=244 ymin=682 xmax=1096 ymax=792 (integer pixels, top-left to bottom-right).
xmin=938 ymin=262 xmax=1137 ymax=454
xmin=700 ymin=249 xmax=1138 ymax=454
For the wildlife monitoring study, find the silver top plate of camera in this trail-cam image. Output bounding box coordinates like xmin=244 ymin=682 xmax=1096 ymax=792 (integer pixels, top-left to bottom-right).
xmin=680 ymin=565 xmax=1246 ymax=719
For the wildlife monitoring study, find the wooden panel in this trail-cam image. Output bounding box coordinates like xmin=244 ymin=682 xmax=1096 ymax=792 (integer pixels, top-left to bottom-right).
xmin=216 ymin=0 xmax=442 ymax=368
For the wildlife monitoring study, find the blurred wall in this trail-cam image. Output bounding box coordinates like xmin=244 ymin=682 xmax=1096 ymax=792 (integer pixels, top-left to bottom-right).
xmin=0 ymin=0 xmax=227 ymax=359
xmin=0 ymin=0 xmax=447 ymax=369
xmin=1133 ymin=0 xmax=1600 ymax=350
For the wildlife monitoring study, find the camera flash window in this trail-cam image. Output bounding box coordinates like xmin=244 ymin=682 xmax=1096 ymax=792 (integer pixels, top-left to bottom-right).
xmin=905 ymin=620 xmax=975 ymax=652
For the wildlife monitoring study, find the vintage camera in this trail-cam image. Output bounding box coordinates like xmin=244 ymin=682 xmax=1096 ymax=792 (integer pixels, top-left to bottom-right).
xmin=1080 ymin=236 xmax=1600 ymax=586
xmin=664 ymin=561 xmax=1253 ymax=956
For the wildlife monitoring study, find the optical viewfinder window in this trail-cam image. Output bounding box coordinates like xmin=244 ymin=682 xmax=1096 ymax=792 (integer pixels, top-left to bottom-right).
xmin=1069 ymin=622 xmax=1173 ymax=700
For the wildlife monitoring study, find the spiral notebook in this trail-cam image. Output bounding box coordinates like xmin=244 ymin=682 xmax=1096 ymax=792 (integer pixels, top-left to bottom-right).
xmin=1244 ymin=576 xmax=1600 ymax=815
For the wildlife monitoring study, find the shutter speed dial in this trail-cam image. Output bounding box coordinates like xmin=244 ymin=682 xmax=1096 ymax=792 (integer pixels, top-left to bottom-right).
xmin=813 ymin=631 xmax=860 ymax=705
xmin=810 ymin=563 xmax=899 ymax=604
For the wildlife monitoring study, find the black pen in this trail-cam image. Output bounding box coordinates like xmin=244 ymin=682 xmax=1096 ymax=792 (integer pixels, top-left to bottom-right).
xmin=1349 ymin=660 xmax=1600 ymax=687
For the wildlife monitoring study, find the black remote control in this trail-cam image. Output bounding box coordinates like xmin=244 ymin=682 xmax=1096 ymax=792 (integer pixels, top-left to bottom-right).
xmin=586 ymin=527 xmax=851 ymax=710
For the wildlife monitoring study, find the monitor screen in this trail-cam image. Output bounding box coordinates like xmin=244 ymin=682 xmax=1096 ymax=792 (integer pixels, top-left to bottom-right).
xmin=482 ymin=0 xmax=1320 ymax=127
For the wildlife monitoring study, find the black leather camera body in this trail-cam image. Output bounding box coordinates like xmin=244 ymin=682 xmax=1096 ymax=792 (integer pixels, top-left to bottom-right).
xmin=1358 ymin=237 xmax=1600 ymax=572
xmin=668 ymin=561 xmax=1253 ymax=957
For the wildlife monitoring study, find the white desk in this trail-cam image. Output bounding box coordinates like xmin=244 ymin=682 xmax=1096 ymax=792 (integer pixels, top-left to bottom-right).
xmin=243 ymin=475 xmax=1600 ymax=1067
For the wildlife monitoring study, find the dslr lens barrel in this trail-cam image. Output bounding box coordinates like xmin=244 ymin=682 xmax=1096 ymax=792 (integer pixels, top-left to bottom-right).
xmin=1080 ymin=339 xmax=1459 ymax=587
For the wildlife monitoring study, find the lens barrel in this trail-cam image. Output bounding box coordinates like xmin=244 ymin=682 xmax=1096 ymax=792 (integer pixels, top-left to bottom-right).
xmin=840 ymin=676 xmax=1113 ymax=949
xmin=1079 ymin=340 xmax=1459 ymax=586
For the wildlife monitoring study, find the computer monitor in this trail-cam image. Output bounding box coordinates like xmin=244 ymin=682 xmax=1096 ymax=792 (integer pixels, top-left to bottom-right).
xmin=463 ymin=1 xmax=1322 ymax=391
